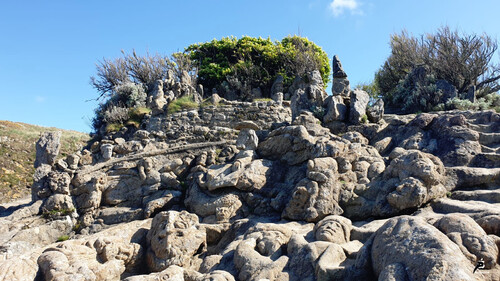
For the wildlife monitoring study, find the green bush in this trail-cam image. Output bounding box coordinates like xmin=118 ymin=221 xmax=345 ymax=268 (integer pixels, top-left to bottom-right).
xmin=391 ymin=68 xmax=443 ymax=113
xmin=447 ymin=93 xmax=500 ymax=112
xmin=376 ymin=26 xmax=500 ymax=112
xmin=186 ymin=35 xmax=330 ymax=98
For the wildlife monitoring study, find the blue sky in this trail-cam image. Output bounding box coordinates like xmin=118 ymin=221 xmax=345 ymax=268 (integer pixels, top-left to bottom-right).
xmin=1 ymin=0 xmax=499 ymax=132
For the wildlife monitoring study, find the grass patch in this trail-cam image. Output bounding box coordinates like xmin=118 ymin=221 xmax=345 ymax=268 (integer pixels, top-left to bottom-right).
xmin=0 ymin=121 xmax=89 ymax=203
xmin=253 ymin=98 xmax=272 ymax=102
xmin=200 ymin=98 xmax=217 ymax=108
xmin=126 ymin=106 xmax=151 ymax=128
xmin=167 ymin=96 xmax=198 ymax=114
xmin=43 ymin=208 xmax=75 ymax=218
xmin=361 ymin=114 xmax=368 ymax=124
xmin=56 ymin=235 xmax=70 ymax=242
xmin=105 ymin=123 xmax=124 ymax=133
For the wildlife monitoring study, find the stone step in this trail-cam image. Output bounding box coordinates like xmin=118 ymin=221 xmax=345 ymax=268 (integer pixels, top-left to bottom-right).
xmin=480 ymin=144 xmax=498 ymax=153
xmin=470 ymin=153 xmax=500 ymax=168
xmin=451 ymin=189 xmax=500 ymax=203
xmin=95 ymin=207 xmax=144 ymax=225
xmin=479 ymin=132 xmax=500 ymax=145
xmin=468 ymin=123 xmax=494 ymax=133
xmin=430 ymin=198 xmax=500 ymax=219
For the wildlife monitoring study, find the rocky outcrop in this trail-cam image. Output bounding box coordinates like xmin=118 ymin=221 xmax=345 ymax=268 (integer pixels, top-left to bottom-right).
xmin=353 ymin=216 xmax=478 ymax=280
xmin=1 ymin=56 xmax=500 ymax=280
xmin=290 ymin=70 xmax=328 ymax=120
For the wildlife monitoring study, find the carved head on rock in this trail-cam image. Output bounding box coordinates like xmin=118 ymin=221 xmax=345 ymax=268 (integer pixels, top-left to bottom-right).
xmin=146 ymin=210 xmax=206 ymax=272
xmin=245 ymin=223 xmax=293 ymax=257
xmin=314 ymin=215 xmax=352 ymax=244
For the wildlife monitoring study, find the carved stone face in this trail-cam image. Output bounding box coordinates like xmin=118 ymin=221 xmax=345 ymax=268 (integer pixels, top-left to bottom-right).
xmin=256 ymin=230 xmax=289 ymax=256
xmin=314 ymin=215 xmax=351 ymax=244
xmin=315 ymin=220 xmax=345 ymax=243
xmin=146 ymin=211 xmax=206 ymax=272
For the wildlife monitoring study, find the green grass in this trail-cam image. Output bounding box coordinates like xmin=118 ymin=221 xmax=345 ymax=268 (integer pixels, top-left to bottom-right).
xmin=0 ymin=120 xmax=89 ymax=203
xmin=42 ymin=208 xmax=75 ymax=218
xmin=167 ymin=96 xmax=198 ymax=114
xmin=56 ymin=235 xmax=70 ymax=242
xmin=126 ymin=106 xmax=151 ymax=128
xmin=200 ymin=97 xmax=217 ymax=108
xmin=105 ymin=123 xmax=124 ymax=133
xmin=253 ymin=98 xmax=273 ymax=102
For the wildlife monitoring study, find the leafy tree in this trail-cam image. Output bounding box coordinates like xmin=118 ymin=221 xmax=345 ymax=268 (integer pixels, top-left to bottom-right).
xmin=376 ymin=26 xmax=500 ymax=111
xmin=186 ymin=35 xmax=330 ymax=98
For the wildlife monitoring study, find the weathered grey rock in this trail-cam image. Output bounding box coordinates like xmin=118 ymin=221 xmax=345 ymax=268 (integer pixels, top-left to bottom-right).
xmin=369 ymin=216 xmax=477 ymax=280
xmin=185 ymin=181 xmax=243 ymax=222
xmin=35 ymin=131 xmax=62 ymax=168
xmin=235 ymin=129 xmax=258 ymax=150
xmin=283 ymin=157 xmax=343 ymax=222
xmin=436 ymin=79 xmax=457 ymax=101
xmin=48 ymin=171 xmax=71 ymax=195
xmin=66 ymin=154 xmax=80 ymax=170
xmin=366 ymin=99 xmax=384 ymax=123
xmin=434 ymin=213 xmax=499 ymax=269
xmin=80 ymin=149 xmax=93 ymax=165
xmin=149 ymin=80 xmax=167 ymax=114
xmin=234 ymin=120 xmax=260 ymax=131
xmin=314 ymin=215 xmax=352 ymax=243
xmin=42 ymin=194 xmax=75 ymax=215
xmin=466 ymin=85 xmax=476 ymax=103
xmin=384 ymin=150 xmax=446 ymax=211
xmin=341 ymin=132 xmax=368 ymax=145
xmin=234 ymin=224 xmax=292 ymax=281
xmin=332 ymin=55 xmax=347 ymax=78
xmin=271 ymin=75 xmax=284 ymax=97
xmin=146 ymin=211 xmax=206 ymax=272
xmin=31 ymin=164 xmax=52 ymax=201
xmin=196 ymin=84 xmax=204 ymax=97
xmin=290 ymin=70 xmax=328 ymax=120
xmin=100 ymin=143 xmax=114 ymax=160
xmin=349 ymin=89 xmax=370 ymax=124
xmin=211 ymin=93 xmax=222 ymax=105
xmin=71 ymin=171 xmax=107 ymax=226
xmin=38 ymin=236 xmax=143 ymax=281
xmin=331 ymin=78 xmax=350 ymax=96
xmin=123 ymin=265 xmax=185 ymax=281
xmin=10 ymin=216 xmax=74 ymax=247
xmin=476 ymin=215 xmax=500 ymax=236
xmin=323 ymin=95 xmax=347 ymax=122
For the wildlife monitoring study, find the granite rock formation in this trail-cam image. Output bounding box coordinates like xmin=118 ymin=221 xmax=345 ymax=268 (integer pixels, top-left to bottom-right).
xmin=1 ymin=57 xmax=499 ymax=280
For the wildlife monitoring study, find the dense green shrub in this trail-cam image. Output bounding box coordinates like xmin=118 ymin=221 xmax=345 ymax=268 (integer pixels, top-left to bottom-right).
xmin=186 ymin=35 xmax=330 ymax=98
xmin=391 ymin=68 xmax=443 ymax=113
xmin=376 ymin=26 xmax=500 ymax=112
xmin=90 ymin=36 xmax=330 ymax=133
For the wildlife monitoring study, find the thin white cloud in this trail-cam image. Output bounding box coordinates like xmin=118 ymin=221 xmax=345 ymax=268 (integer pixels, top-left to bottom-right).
xmin=329 ymin=0 xmax=363 ymax=17
xmin=35 ymin=96 xmax=46 ymax=103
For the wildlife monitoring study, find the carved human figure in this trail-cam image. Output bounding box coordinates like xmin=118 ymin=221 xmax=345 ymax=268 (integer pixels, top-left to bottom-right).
xmin=314 ymin=215 xmax=352 ymax=244
xmin=146 ymin=210 xmax=206 ymax=272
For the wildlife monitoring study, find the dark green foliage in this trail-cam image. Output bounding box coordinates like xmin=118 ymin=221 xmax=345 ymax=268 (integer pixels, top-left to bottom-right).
xmin=391 ymin=68 xmax=442 ymax=113
xmin=186 ymin=35 xmax=330 ymax=98
xmin=376 ymin=26 xmax=500 ymax=112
